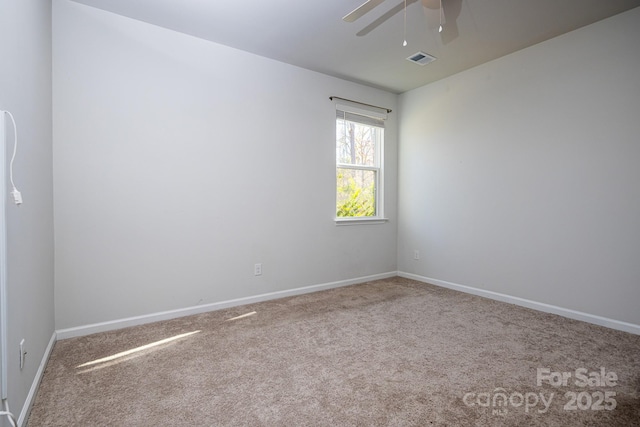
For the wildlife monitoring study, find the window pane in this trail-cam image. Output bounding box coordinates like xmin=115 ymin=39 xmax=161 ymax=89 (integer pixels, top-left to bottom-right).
xmin=336 ymin=119 xmax=379 ymax=167
xmin=336 ymin=168 xmax=376 ymax=217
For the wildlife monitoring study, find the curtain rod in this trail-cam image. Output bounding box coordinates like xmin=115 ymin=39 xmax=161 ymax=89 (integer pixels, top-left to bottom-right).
xmin=329 ymin=96 xmax=392 ymax=114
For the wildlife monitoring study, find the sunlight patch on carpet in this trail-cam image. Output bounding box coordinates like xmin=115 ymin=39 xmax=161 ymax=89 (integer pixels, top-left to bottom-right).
xmin=75 ymin=330 xmax=201 ymax=372
xmin=225 ymin=311 xmax=257 ymax=322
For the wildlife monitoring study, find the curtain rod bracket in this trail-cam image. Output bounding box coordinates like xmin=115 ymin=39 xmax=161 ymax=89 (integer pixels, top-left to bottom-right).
xmin=329 ymin=96 xmax=392 ymax=114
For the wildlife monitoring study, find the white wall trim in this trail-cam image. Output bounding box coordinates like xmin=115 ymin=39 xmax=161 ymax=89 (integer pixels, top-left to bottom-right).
xmin=18 ymin=331 xmax=56 ymax=427
xmin=399 ymin=272 xmax=640 ymax=335
xmin=56 ymin=272 xmax=398 ymax=340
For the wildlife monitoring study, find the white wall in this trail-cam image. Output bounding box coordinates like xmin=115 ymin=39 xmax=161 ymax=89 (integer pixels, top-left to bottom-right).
xmin=0 ymin=0 xmax=55 ymax=424
xmin=53 ymin=0 xmax=398 ymax=330
xmin=398 ymin=7 xmax=640 ymax=326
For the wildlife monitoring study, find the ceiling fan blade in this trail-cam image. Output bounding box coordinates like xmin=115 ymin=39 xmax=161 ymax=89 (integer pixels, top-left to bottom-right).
xmin=440 ymin=0 xmax=462 ymax=43
xmin=357 ymin=0 xmax=419 ymax=36
xmin=441 ymin=20 xmax=459 ymax=44
xmin=421 ymin=0 xmax=440 ymax=10
xmin=423 ymin=0 xmax=462 ymax=43
xmin=343 ymin=0 xmax=386 ymax=22
xmin=424 ymin=6 xmax=444 ymax=30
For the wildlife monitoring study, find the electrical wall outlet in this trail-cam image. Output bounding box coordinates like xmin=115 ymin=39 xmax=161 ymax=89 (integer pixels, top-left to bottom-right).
xmin=254 ymin=263 xmax=262 ymax=276
xmin=413 ymin=250 xmax=420 ymax=260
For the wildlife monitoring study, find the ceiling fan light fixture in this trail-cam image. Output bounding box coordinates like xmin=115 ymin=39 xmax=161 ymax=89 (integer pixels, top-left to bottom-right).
xmin=407 ymin=51 xmax=437 ymax=66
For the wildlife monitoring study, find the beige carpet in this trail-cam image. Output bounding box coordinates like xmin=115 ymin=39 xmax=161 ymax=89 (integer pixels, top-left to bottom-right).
xmin=27 ymin=277 xmax=640 ymax=426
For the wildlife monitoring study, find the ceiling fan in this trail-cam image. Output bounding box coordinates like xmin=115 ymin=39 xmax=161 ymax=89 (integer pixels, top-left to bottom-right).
xmin=343 ymin=0 xmax=462 ymax=44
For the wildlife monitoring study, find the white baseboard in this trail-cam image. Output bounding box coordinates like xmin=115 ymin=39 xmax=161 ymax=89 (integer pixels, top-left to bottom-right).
xmin=18 ymin=331 xmax=56 ymax=427
xmin=56 ymin=271 xmax=398 ymax=340
xmin=398 ymin=271 xmax=640 ymax=335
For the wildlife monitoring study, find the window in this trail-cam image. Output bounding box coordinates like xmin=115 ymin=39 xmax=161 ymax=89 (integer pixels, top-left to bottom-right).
xmin=335 ymin=104 xmax=386 ymax=223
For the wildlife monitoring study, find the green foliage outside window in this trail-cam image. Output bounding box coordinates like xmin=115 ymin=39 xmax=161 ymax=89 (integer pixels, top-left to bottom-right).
xmin=336 ymin=171 xmax=376 ymax=217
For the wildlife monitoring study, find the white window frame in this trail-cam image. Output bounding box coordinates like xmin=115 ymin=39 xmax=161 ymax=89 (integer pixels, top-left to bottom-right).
xmin=334 ymin=103 xmax=388 ymax=226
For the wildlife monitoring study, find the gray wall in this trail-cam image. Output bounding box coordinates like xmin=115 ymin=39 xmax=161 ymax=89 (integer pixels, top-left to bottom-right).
xmin=52 ymin=0 xmax=398 ymax=330
xmin=398 ymin=8 xmax=640 ymax=325
xmin=0 ymin=0 xmax=55 ymax=424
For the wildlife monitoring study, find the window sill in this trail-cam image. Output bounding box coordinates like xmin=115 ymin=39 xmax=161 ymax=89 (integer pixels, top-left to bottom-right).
xmin=334 ymin=217 xmax=389 ymax=226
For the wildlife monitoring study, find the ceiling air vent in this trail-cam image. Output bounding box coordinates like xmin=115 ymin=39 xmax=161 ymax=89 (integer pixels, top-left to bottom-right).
xmin=406 ymin=51 xmax=436 ymax=66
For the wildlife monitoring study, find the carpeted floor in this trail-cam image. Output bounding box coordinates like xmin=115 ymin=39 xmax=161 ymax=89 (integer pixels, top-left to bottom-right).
xmin=27 ymin=277 xmax=640 ymax=426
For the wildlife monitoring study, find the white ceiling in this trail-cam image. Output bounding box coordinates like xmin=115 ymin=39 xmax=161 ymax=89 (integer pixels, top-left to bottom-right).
xmin=70 ymin=0 xmax=640 ymax=94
